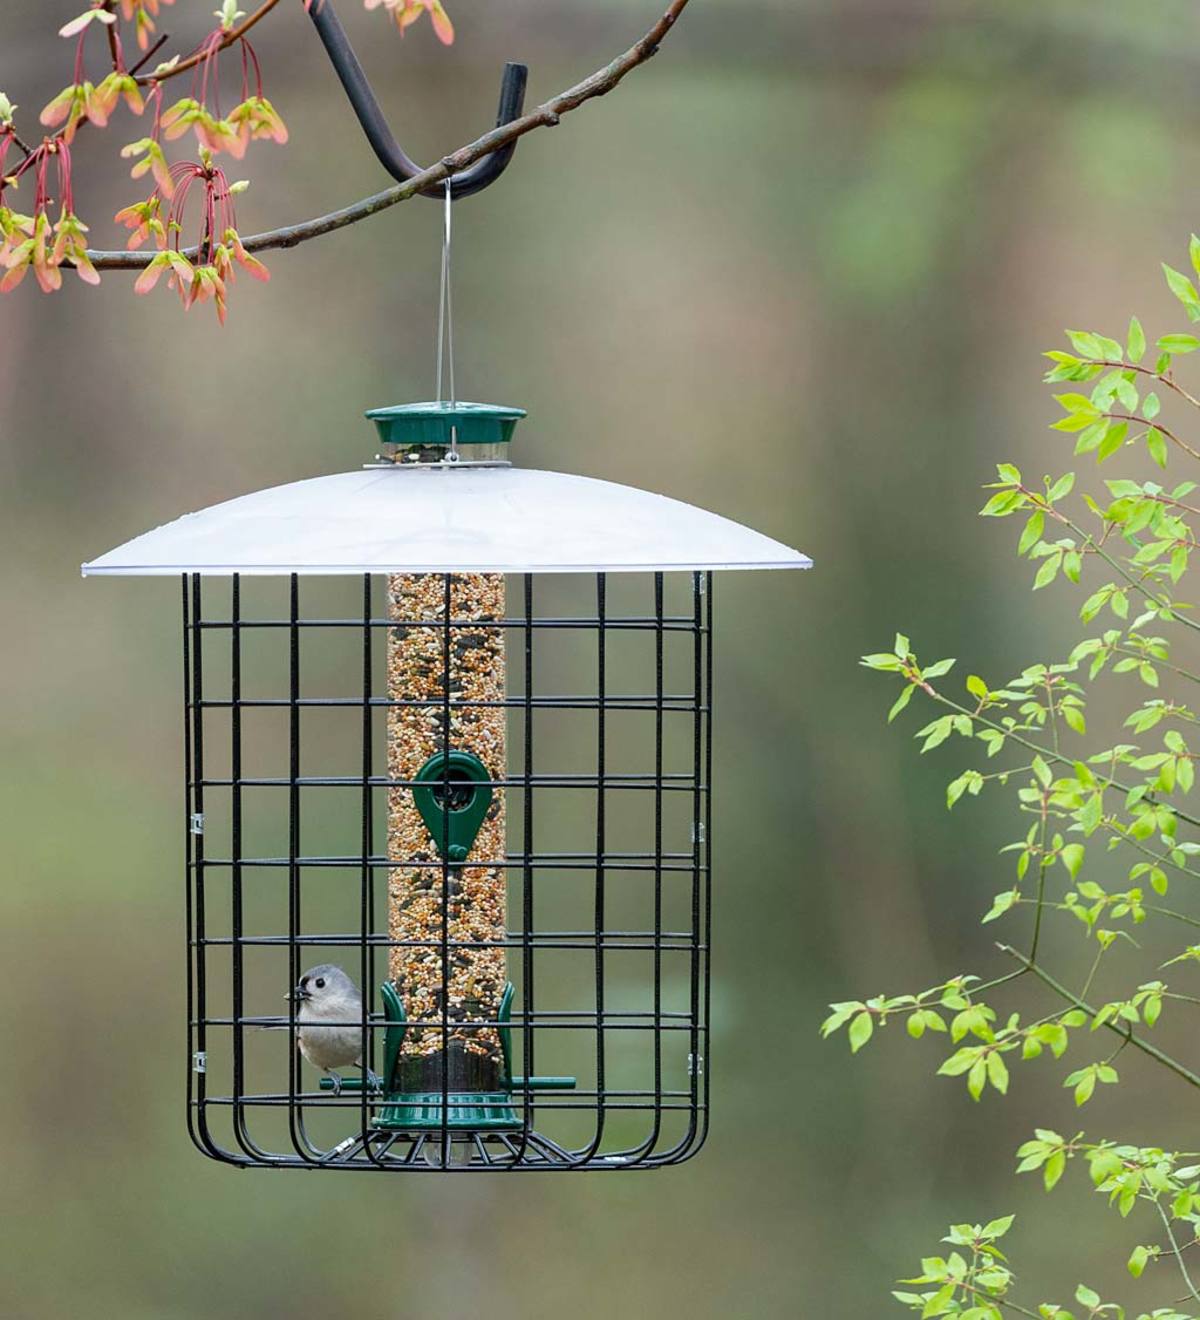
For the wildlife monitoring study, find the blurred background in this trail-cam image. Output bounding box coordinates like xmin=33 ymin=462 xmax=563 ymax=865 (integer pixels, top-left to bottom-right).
xmin=4 ymin=0 xmax=1200 ymax=1314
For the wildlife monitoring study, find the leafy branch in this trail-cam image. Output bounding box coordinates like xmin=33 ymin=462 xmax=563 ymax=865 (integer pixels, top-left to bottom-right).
xmin=824 ymin=244 xmax=1200 ymax=1317
xmin=87 ymin=0 xmax=692 ymax=267
xmin=0 ymin=0 xmax=692 ymax=316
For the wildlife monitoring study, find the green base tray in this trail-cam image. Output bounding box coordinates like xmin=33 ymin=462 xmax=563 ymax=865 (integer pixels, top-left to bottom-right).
xmin=372 ymin=1091 xmax=523 ymax=1132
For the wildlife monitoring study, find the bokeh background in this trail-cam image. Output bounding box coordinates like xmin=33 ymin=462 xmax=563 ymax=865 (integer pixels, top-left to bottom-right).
xmin=4 ymin=0 xmax=1200 ymax=1314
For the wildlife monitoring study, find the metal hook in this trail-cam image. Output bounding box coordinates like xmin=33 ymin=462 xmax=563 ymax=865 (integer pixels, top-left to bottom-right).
xmin=307 ymin=0 xmax=528 ymax=201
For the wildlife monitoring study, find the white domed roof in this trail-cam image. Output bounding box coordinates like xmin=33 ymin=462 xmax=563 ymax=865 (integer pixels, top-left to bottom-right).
xmin=82 ymin=465 xmax=810 ymax=576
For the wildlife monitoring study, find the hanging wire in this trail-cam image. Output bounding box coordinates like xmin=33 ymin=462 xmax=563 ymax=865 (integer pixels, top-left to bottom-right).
xmin=434 ymin=179 xmax=459 ymax=461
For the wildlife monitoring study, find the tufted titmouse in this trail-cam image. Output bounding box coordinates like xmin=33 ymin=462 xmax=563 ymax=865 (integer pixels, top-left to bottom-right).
xmin=286 ymin=964 xmax=381 ymax=1095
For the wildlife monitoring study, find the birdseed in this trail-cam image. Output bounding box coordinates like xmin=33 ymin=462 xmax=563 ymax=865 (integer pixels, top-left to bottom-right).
xmin=387 ymin=572 xmax=507 ymax=1067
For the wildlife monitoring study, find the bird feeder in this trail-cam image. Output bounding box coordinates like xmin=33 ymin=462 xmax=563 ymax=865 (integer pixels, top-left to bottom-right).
xmin=84 ymin=406 xmax=808 ymax=1171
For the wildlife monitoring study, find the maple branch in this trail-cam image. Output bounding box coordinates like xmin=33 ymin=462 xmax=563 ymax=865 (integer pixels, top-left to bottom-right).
xmin=133 ymin=0 xmax=284 ymax=86
xmin=88 ymin=0 xmax=690 ymax=268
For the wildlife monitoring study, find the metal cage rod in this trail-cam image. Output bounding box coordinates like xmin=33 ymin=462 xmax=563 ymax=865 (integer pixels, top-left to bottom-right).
xmin=194 ymin=616 xmax=707 ymax=631
xmin=193 ymin=697 xmax=708 ymax=712
xmin=191 ymin=857 xmax=701 ymax=872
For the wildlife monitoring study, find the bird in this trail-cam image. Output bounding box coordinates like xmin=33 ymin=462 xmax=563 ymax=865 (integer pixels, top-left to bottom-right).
xmin=286 ymin=964 xmax=382 ymax=1096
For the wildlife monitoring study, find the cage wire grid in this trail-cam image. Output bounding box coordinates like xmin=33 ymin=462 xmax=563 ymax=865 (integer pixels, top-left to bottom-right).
xmin=183 ymin=570 xmax=713 ymax=1171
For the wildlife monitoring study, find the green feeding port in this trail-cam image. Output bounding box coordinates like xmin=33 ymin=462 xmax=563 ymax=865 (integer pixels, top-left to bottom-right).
xmin=366 ymin=400 xmax=527 ymax=452
xmin=411 ymin=749 xmax=493 ymax=864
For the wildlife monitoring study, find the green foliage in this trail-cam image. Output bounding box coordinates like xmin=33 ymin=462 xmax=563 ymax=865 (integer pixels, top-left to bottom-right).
xmin=831 ymin=242 xmax=1200 ymax=1316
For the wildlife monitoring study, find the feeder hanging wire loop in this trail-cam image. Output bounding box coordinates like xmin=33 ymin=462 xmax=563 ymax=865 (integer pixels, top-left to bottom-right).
xmin=435 ymin=178 xmax=459 ymax=462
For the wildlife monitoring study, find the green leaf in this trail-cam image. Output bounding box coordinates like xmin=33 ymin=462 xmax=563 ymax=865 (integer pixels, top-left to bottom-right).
xmin=986 ymin=1050 xmax=1009 ymax=1094
xmin=1066 ymin=330 xmax=1106 ymax=359
xmin=819 ymin=1002 xmax=859 ymax=1037
xmin=1158 ymin=333 xmax=1200 ymax=354
xmin=921 ymin=1283 xmax=956 ymax=1318
xmin=848 ymin=1011 xmax=873 ymax=1054
xmin=1072 ymin=1068 xmax=1096 ymax=1105
xmin=1055 ymin=392 xmax=1101 ymax=416
xmin=888 ymin=685 xmax=915 ymax=723
xmin=981 ymin=489 xmax=1023 ymax=516
xmin=983 ymin=890 xmax=1017 ymax=923
xmin=1128 ymin=314 xmax=1146 ymax=362
xmin=1148 ymin=427 xmax=1168 ymax=468
xmin=1163 ymin=263 xmax=1200 ymax=320
xmin=1075 ymin=418 xmax=1110 ymax=454
xmin=1127 ymin=1244 xmax=1149 ymax=1278
xmin=1060 ymin=843 xmax=1085 ymax=879
xmin=947 ymin=770 xmax=983 ymax=809
xmin=1019 ymin=510 xmax=1045 ymax=556
xmin=1075 ymin=1284 xmax=1101 ymax=1308
xmin=1096 ymin=420 xmax=1128 ymax=461
xmin=1034 ymin=555 xmax=1061 ymax=590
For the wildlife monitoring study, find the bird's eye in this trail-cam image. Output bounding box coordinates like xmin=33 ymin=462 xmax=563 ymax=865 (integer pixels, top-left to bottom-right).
xmin=315 ymin=978 xmax=326 ymax=989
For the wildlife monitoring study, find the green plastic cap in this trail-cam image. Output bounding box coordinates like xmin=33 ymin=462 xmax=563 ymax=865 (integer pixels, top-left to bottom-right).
xmin=365 ymin=401 xmax=527 ymax=448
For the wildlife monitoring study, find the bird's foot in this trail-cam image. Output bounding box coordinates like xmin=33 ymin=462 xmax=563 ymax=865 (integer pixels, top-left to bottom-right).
xmin=325 ymin=1071 xmax=344 ymax=1096
xmin=353 ymin=1063 xmax=384 ymax=1092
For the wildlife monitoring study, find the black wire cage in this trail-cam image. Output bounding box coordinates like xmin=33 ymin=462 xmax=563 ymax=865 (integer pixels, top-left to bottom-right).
xmin=85 ymin=403 xmax=808 ymax=1171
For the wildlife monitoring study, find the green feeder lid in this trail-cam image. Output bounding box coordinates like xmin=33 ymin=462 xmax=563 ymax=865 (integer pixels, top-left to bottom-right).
xmin=365 ymin=401 xmax=527 ymax=448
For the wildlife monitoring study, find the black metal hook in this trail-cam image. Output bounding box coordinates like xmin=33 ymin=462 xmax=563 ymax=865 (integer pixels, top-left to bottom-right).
xmin=307 ymin=0 xmax=528 ymax=201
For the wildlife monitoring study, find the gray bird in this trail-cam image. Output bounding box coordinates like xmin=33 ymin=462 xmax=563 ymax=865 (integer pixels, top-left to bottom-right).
xmin=286 ymin=964 xmax=381 ymax=1095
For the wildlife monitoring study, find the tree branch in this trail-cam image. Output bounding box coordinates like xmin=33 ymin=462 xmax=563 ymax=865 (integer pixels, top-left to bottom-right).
xmin=133 ymin=0 xmax=285 ymax=87
xmin=1157 ymin=1199 xmax=1200 ymax=1305
xmin=88 ymin=0 xmax=691 ymax=268
xmin=997 ymin=943 xmax=1200 ymax=1090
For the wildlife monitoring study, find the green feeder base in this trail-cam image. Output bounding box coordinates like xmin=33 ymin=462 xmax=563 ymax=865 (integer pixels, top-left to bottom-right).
xmin=372 ymin=1091 xmax=522 ymax=1132
xmin=331 ymin=980 xmax=576 ymax=1133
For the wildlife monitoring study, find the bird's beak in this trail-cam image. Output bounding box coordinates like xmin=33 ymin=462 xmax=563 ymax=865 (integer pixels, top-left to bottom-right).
xmin=285 ymin=985 xmax=310 ymax=1003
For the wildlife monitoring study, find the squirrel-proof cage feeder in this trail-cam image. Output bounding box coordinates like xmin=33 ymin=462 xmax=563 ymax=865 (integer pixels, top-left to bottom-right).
xmin=83 ymin=402 xmax=810 ymax=1171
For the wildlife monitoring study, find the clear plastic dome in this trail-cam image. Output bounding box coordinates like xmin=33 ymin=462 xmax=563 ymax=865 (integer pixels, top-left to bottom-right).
xmin=82 ymin=465 xmax=811 ymax=576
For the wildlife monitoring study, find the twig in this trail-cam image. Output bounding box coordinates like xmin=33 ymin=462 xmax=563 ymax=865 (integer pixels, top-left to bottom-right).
xmin=1157 ymin=1198 xmax=1200 ymax=1305
xmin=9 ymin=128 xmax=36 ymax=157
xmin=128 ymin=33 xmax=171 ymax=78
xmin=1029 ymin=804 xmax=1049 ymax=961
xmin=1095 ymin=359 xmax=1200 ymax=414
xmin=1114 ymin=645 xmax=1200 ymax=688
xmin=1079 ymin=942 xmax=1105 ymax=1002
xmin=87 ymin=0 xmax=692 ymax=267
xmin=1109 ymin=411 xmax=1200 ymax=464
xmin=997 ymin=943 xmax=1200 ymax=1089
xmin=133 ymin=0 xmax=284 ymax=86
xmin=926 ymin=688 xmax=1200 ymax=831
xmin=104 ymin=1 xmax=122 ymax=72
